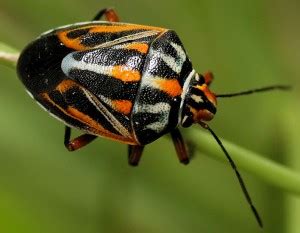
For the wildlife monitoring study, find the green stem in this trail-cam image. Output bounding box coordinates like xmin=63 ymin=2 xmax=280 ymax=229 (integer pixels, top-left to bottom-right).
xmin=187 ymin=128 xmax=300 ymax=195
xmin=2 ymin=41 xmax=300 ymax=195
xmin=0 ymin=42 xmax=19 ymax=68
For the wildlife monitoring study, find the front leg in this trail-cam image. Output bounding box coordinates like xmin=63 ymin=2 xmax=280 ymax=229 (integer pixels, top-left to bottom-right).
xmin=92 ymin=8 xmax=120 ymax=22
xmin=64 ymin=126 xmax=97 ymax=151
xmin=203 ymin=71 xmax=214 ymax=86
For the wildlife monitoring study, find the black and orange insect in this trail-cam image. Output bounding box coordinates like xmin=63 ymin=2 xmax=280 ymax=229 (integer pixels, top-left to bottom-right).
xmin=17 ymin=8 xmax=290 ymax=227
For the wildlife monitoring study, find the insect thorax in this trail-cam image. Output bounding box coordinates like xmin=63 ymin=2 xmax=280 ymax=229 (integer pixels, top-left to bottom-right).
xmin=131 ymin=30 xmax=194 ymax=145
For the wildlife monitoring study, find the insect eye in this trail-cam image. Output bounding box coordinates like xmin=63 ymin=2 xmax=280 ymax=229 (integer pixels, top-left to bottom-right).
xmin=181 ymin=111 xmax=193 ymax=128
xmin=198 ymin=75 xmax=206 ymax=85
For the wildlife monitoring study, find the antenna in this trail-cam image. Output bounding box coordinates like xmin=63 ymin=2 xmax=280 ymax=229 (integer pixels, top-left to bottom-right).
xmin=199 ymin=122 xmax=263 ymax=228
xmin=216 ymin=85 xmax=291 ymax=98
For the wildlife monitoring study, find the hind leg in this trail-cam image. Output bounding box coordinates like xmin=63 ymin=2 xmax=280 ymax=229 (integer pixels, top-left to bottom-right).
xmin=64 ymin=126 xmax=97 ymax=151
xmin=93 ymin=8 xmax=120 ymax=22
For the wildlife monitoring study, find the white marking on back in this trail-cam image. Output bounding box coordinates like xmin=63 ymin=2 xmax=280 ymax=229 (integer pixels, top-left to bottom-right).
xmin=154 ymin=51 xmax=182 ymax=74
xmin=148 ymin=41 xmax=186 ymax=74
xmin=140 ymin=74 xmax=160 ymax=87
xmin=41 ymin=21 xmax=114 ymax=36
xmin=96 ymin=94 xmax=129 ymax=120
xmin=135 ymin=102 xmax=171 ymax=132
xmin=61 ymin=53 xmax=113 ymax=76
xmin=60 ymin=31 xmax=156 ymax=76
xmin=35 ymin=98 xmax=77 ymax=131
xmin=170 ymin=42 xmax=186 ymax=63
xmin=93 ymin=31 xmax=159 ymax=49
xmin=179 ymin=69 xmax=196 ymax=122
xmin=81 ymin=88 xmax=132 ymax=139
xmin=137 ymin=102 xmax=171 ymax=114
xmin=36 ymin=101 xmax=48 ymax=112
xmin=191 ymin=94 xmax=203 ymax=103
xmin=182 ymin=115 xmax=189 ymax=125
xmin=62 ymin=52 xmax=142 ymax=79
xmin=146 ymin=121 xmax=167 ymax=132
xmin=49 ymin=111 xmax=67 ymax=124
xmin=112 ymin=41 xmax=148 ymax=51
xmin=25 ymin=90 xmax=34 ymax=99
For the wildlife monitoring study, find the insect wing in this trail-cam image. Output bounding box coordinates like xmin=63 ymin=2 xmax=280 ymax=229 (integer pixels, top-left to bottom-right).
xmin=56 ymin=22 xmax=165 ymax=51
xmin=38 ymin=79 xmax=137 ymax=144
xmin=60 ymin=40 xmax=156 ymax=144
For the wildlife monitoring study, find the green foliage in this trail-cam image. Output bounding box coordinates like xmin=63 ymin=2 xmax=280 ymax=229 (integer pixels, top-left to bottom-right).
xmin=0 ymin=42 xmax=18 ymax=68
xmin=0 ymin=0 xmax=299 ymax=233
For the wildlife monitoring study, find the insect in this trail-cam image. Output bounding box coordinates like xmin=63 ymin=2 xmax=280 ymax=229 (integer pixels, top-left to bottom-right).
xmin=17 ymin=8 xmax=290 ymax=227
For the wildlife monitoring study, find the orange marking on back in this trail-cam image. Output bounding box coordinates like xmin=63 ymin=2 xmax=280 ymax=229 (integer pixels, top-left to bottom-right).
xmin=198 ymin=85 xmax=217 ymax=106
xmin=112 ymin=66 xmax=141 ymax=82
xmin=125 ymin=43 xmax=149 ymax=53
xmin=57 ymin=31 xmax=86 ymax=51
xmin=66 ymin=107 xmax=136 ymax=144
xmin=41 ymin=93 xmax=64 ymax=112
xmin=89 ymin=24 xmax=165 ymax=33
xmin=111 ymin=100 xmax=133 ymax=115
xmin=154 ymin=79 xmax=182 ymax=97
xmin=67 ymin=107 xmax=107 ymax=132
xmin=56 ymin=80 xmax=76 ymax=93
xmin=40 ymin=93 xmax=137 ymax=145
xmin=57 ymin=24 xmax=165 ymax=50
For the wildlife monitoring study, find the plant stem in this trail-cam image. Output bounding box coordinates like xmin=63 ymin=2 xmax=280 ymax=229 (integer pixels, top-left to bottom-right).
xmin=0 ymin=42 xmax=19 ymax=68
xmin=2 ymin=41 xmax=300 ymax=195
xmin=187 ymin=128 xmax=300 ymax=195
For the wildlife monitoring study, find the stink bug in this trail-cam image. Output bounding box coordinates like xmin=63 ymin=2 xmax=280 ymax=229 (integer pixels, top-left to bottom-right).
xmin=17 ymin=8 xmax=290 ymax=227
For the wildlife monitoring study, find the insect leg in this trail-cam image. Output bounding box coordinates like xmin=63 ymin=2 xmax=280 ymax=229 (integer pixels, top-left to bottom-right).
xmin=92 ymin=8 xmax=120 ymax=22
xmin=170 ymin=129 xmax=190 ymax=165
xmin=64 ymin=126 xmax=97 ymax=151
xmin=128 ymin=145 xmax=145 ymax=166
xmin=203 ymin=71 xmax=214 ymax=86
xmin=186 ymin=140 xmax=196 ymax=160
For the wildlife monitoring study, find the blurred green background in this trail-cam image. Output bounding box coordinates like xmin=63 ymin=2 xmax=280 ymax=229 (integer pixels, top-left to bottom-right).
xmin=0 ymin=0 xmax=299 ymax=232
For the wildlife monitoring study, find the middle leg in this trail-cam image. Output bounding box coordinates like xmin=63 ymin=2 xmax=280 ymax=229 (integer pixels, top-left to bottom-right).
xmin=64 ymin=126 xmax=97 ymax=151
